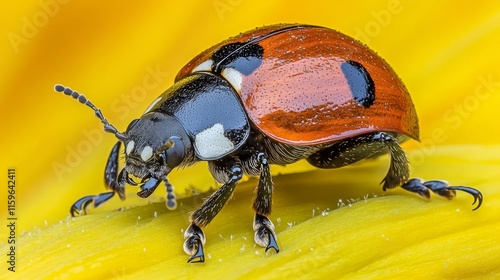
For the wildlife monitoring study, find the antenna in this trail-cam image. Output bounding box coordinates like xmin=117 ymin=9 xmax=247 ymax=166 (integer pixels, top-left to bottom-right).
xmin=54 ymin=84 xmax=126 ymax=141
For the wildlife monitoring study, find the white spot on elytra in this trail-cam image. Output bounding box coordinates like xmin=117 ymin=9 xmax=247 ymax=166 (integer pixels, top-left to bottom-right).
xmin=192 ymin=59 xmax=214 ymax=73
xmin=141 ymin=146 xmax=153 ymax=161
xmin=143 ymin=97 xmax=162 ymax=114
xmin=221 ymin=68 xmax=243 ymax=93
xmin=126 ymin=140 xmax=135 ymax=155
xmin=194 ymin=123 xmax=234 ymax=159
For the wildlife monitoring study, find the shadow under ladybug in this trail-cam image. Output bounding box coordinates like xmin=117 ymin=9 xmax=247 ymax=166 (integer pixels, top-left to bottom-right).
xmin=55 ymin=24 xmax=482 ymax=263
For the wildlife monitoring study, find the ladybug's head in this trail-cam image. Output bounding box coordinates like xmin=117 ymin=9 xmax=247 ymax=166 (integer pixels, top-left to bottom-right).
xmin=123 ymin=112 xmax=191 ymax=180
xmin=54 ymin=84 xmax=192 ymax=209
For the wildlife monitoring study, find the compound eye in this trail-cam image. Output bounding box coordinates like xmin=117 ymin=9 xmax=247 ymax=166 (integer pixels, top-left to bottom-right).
xmin=165 ymin=137 xmax=185 ymax=169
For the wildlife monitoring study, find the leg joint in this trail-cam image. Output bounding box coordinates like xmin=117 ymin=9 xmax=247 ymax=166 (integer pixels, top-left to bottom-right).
xmin=229 ymin=164 xmax=243 ymax=181
xmin=372 ymin=131 xmax=394 ymax=142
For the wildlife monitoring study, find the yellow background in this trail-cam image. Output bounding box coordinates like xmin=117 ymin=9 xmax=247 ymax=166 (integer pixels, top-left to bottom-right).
xmin=1 ymin=0 xmax=499 ymax=279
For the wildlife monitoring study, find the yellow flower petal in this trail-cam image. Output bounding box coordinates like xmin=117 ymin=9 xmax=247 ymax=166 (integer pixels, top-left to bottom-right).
xmin=1 ymin=146 xmax=499 ymax=279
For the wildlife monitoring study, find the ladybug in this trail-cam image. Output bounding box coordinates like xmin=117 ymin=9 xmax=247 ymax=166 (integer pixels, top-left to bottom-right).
xmin=55 ymin=24 xmax=483 ymax=263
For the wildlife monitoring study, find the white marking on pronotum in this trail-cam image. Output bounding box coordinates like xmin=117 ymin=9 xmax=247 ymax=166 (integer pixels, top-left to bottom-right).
xmin=195 ymin=123 xmax=234 ymax=158
xmin=221 ymin=68 xmax=244 ymax=93
xmin=126 ymin=140 xmax=135 ymax=155
xmin=143 ymin=97 xmax=162 ymax=114
xmin=141 ymin=146 xmax=153 ymax=161
xmin=192 ymin=59 xmax=214 ymax=73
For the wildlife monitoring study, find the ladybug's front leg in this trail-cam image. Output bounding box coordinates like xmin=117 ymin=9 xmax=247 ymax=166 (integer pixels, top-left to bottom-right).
xmin=252 ymin=152 xmax=279 ymax=253
xmin=70 ymin=141 xmax=125 ymax=216
xmin=184 ymin=162 xmax=243 ymax=263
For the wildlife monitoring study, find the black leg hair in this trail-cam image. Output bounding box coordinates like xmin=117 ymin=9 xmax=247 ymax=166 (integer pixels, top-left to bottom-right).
xmin=252 ymin=152 xmax=279 ymax=253
xmin=184 ymin=163 xmax=243 ymax=263
xmin=253 ymin=152 xmax=273 ymax=215
xmin=308 ymin=132 xmax=409 ymax=190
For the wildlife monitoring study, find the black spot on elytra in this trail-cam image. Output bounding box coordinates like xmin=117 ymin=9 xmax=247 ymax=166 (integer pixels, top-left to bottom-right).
xmin=212 ymin=42 xmax=264 ymax=75
xmin=341 ymin=60 xmax=375 ymax=108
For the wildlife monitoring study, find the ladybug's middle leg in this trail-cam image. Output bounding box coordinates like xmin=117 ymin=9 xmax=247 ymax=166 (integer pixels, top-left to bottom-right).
xmin=183 ymin=161 xmax=243 ymax=263
xmin=252 ymin=152 xmax=279 ymax=253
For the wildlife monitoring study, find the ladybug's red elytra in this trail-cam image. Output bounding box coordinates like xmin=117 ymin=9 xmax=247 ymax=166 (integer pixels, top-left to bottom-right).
xmin=55 ymin=24 xmax=483 ymax=263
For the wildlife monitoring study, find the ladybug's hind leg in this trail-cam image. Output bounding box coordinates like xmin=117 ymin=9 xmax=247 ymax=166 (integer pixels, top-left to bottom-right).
xmin=307 ymin=132 xmax=410 ymax=189
xmin=400 ymin=179 xmax=483 ymax=210
xmin=307 ymin=132 xmax=483 ymax=210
